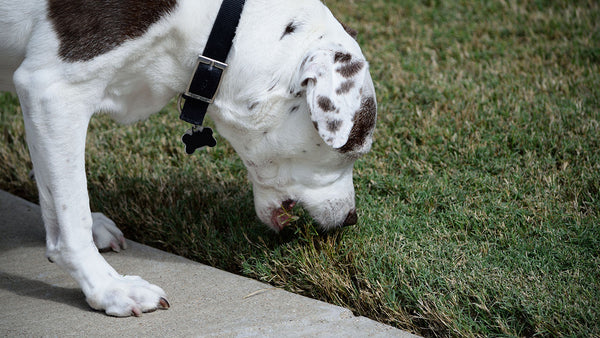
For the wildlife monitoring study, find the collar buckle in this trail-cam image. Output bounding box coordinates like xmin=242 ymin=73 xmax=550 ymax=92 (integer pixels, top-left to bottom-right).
xmin=186 ymin=55 xmax=228 ymax=105
xmin=178 ymin=55 xmax=228 ymax=115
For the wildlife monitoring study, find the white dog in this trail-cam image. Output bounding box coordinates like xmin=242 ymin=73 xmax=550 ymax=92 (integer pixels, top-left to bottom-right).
xmin=0 ymin=0 xmax=376 ymax=316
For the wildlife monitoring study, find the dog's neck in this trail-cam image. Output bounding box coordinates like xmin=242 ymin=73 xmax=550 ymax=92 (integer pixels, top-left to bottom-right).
xmin=179 ymin=0 xmax=246 ymax=129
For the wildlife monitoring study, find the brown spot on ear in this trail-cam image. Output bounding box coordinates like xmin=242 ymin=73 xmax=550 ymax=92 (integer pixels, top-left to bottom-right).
xmin=339 ymin=96 xmax=376 ymax=153
xmin=336 ymin=61 xmax=365 ymax=78
xmin=334 ymin=52 xmax=352 ymax=63
xmin=317 ymin=96 xmax=336 ymax=112
xmin=49 ymin=0 xmax=177 ymax=62
xmin=336 ymin=80 xmax=355 ymax=95
xmin=327 ymin=119 xmax=343 ymax=132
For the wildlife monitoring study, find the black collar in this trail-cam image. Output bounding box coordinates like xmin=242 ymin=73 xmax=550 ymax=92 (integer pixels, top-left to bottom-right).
xmin=179 ymin=0 xmax=246 ymax=154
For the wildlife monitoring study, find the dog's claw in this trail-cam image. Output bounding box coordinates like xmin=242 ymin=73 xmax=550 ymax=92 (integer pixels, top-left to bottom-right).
xmin=119 ymin=236 xmax=128 ymax=250
xmin=132 ymin=307 xmax=142 ymax=317
xmin=159 ymin=297 xmax=170 ymax=309
xmin=110 ymin=242 xmax=120 ymax=252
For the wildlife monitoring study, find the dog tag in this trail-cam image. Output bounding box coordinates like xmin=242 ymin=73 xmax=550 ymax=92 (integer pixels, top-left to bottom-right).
xmin=181 ymin=126 xmax=217 ymax=154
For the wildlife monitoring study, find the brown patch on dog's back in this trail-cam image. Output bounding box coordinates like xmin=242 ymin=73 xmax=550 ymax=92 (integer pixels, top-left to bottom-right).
xmin=49 ymin=0 xmax=177 ymax=62
xmin=339 ymin=96 xmax=376 ymax=154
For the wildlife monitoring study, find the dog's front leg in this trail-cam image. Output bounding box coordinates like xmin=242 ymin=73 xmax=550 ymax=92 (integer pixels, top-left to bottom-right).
xmin=14 ymin=68 xmax=169 ymax=317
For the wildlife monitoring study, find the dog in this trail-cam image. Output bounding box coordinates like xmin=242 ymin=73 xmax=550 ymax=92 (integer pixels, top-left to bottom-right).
xmin=0 ymin=0 xmax=376 ymax=316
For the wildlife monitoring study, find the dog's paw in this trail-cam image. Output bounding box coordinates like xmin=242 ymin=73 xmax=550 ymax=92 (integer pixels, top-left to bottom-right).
xmin=86 ymin=275 xmax=169 ymax=317
xmin=92 ymin=212 xmax=127 ymax=252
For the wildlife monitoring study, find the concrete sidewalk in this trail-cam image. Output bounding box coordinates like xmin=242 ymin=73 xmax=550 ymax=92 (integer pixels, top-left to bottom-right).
xmin=0 ymin=190 xmax=415 ymax=337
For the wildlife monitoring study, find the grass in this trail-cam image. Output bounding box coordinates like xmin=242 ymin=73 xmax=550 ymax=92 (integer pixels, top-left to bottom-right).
xmin=1 ymin=0 xmax=599 ymax=336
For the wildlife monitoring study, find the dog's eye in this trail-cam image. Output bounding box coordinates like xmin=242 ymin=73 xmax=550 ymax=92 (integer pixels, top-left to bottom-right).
xmin=280 ymin=21 xmax=298 ymax=40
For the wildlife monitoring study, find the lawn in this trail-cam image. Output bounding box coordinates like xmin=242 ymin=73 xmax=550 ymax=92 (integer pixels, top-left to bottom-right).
xmin=1 ymin=0 xmax=599 ymax=336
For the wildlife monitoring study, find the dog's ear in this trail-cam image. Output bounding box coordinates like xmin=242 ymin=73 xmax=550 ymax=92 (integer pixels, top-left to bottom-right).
xmin=297 ymin=49 xmax=369 ymax=149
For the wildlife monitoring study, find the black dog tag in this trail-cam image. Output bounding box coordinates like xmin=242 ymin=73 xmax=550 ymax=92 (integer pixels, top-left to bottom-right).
xmin=182 ymin=126 xmax=217 ymax=155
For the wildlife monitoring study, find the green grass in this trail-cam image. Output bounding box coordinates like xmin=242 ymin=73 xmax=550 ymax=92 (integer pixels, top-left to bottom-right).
xmin=1 ymin=0 xmax=599 ymax=336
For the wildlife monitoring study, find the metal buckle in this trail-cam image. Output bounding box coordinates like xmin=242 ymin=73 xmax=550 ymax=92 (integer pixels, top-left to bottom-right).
xmin=178 ymin=55 xmax=228 ymax=113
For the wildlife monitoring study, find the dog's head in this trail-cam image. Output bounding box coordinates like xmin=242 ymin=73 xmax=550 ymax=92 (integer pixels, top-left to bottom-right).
xmin=210 ymin=0 xmax=376 ymax=231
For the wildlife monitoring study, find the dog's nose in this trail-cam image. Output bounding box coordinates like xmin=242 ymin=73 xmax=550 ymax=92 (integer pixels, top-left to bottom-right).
xmin=342 ymin=209 xmax=358 ymax=227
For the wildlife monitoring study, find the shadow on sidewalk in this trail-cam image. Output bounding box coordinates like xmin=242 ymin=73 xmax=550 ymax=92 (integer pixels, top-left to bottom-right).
xmin=0 ymin=271 xmax=90 ymax=312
